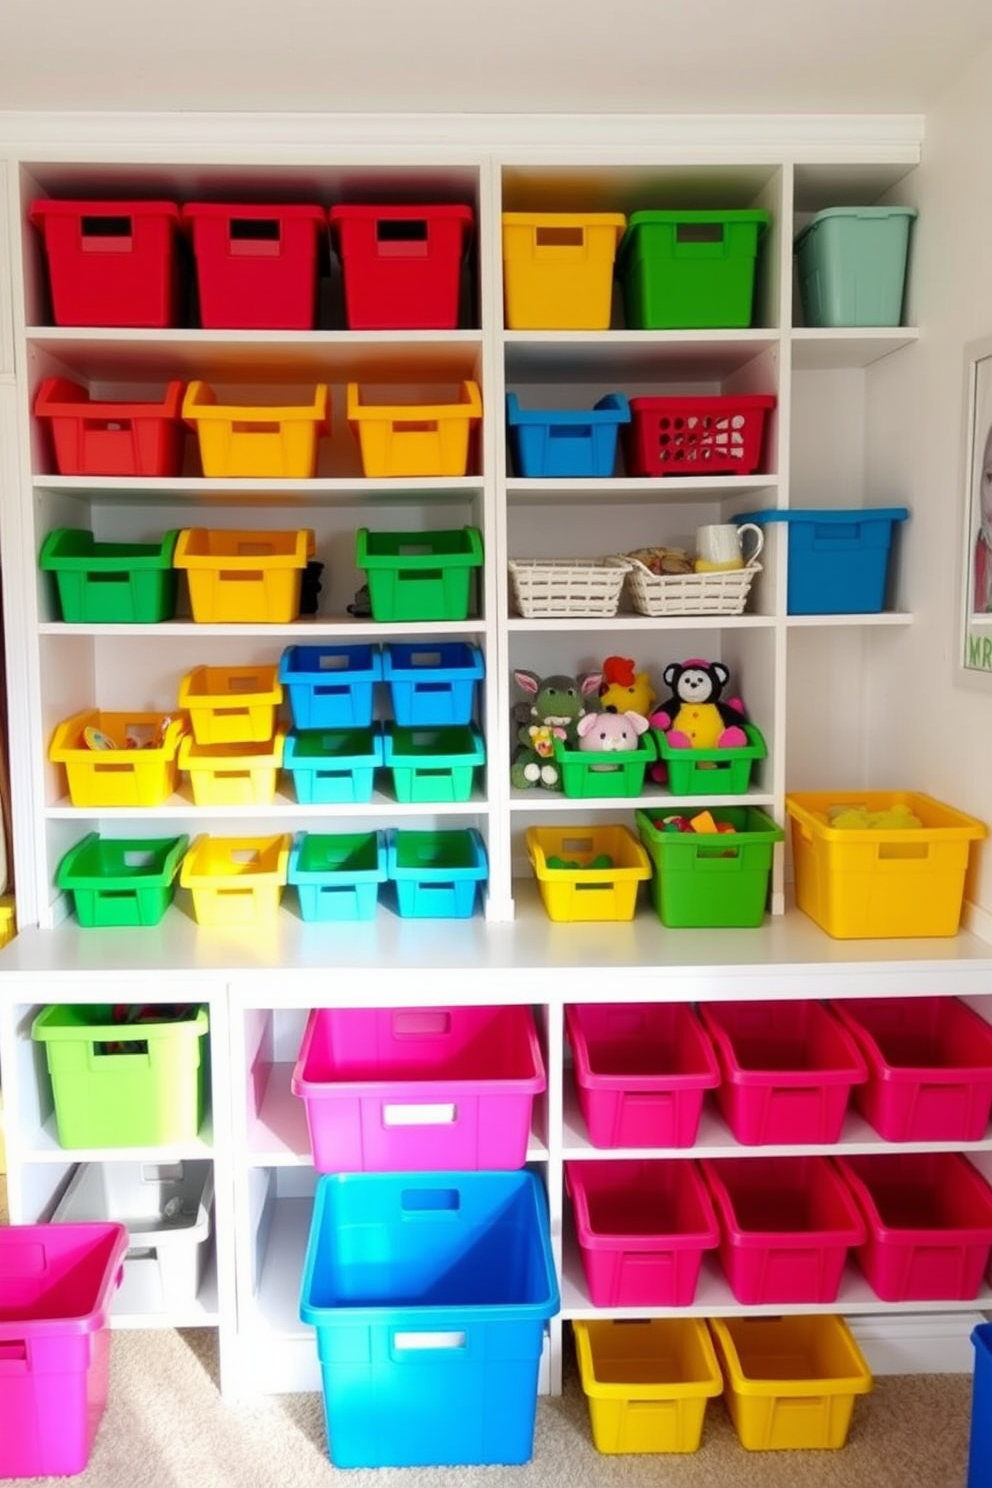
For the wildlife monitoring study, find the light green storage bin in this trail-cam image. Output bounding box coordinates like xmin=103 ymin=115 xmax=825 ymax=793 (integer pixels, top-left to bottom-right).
xmin=618 ymin=210 xmax=768 ymax=329
xmin=383 ymin=722 xmax=485 ymax=803
xmin=795 ymin=207 xmax=917 ymax=327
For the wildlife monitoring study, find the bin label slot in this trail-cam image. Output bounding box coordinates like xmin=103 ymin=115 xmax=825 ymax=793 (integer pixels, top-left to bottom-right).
xmin=393 ymin=1331 xmax=466 ymax=1351
xmin=383 ymin=1102 xmax=457 ymax=1127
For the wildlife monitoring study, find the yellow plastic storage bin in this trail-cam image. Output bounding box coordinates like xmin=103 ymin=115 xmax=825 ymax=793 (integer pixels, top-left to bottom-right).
xmin=526 ymin=824 xmax=651 ymax=923
xmin=174 ymin=528 xmax=315 ymax=623
xmin=575 ymin=1318 xmax=723 ymax=1455
xmin=0 ymin=896 xmax=16 ymax=950
xmin=785 ymin=790 xmax=986 ymax=939
xmin=346 ymin=380 xmax=481 ymax=478
xmin=502 ymin=213 xmax=626 ymax=330
xmin=179 ymin=833 xmax=290 ymax=927
xmin=178 ymin=729 xmax=286 ymax=807
xmin=708 ymin=1315 xmax=873 ymax=1452
xmin=49 ymin=710 xmax=185 ymax=807
xmin=178 ymin=664 xmax=283 ymax=745
xmin=183 ymin=380 xmax=329 ymax=477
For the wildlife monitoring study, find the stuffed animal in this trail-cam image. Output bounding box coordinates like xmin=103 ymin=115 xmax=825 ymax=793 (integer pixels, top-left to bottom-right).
xmin=511 ymin=669 xmax=602 ymax=790
xmin=649 ymin=659 xmax=748 ymax=750
xmin=577 ymin=710 xmax=649 ymax=771
xmin=599 ymin=655 xmax=657 ymax=720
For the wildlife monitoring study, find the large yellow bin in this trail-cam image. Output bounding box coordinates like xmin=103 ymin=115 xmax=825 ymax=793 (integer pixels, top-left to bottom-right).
xmin=183 ymin=381 xmax=329 ymax=478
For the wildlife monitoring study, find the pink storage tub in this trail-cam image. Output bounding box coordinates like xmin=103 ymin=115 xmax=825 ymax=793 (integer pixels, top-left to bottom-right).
xmin=566 ymin=1003 xmax=719 ymax=1149
xmin=0 ymin=1221 xmax=127 ymax=1479
xmin=832 ymin=997 xmax=992 ymax=1142
xmin=698 ymin=999 xmax=867 ymax=1145
xmin=701 ymin=1156 xmax=865 ymax=1305
xmin=566 ymin=1158 xmax=719 ymax=1307
xmin=291 ymin=1005 xmax=546 ymax=1172
xmin=835 ymin=1152 xmax=992 ymax=1302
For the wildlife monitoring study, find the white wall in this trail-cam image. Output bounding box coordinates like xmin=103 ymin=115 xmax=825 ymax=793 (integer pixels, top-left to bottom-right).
xmin=866 ymin=36 xmax=992 ymax=914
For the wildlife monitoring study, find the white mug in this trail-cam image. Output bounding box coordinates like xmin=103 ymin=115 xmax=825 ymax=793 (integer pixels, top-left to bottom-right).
xmin=694 ymin=522 xmax=764 ymax=573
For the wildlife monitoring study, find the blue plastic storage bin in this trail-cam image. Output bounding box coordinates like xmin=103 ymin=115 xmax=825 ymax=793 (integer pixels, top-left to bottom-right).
xmin=506 ymin=392 xmax=631 ymax=478
xmin=279 ymin=644 xmax=382 ymax=730
xmin=299 ymin=1169 xmax=559 ymax=1468
xmin=283 ymin=726 xmax=383 ymax=804
xmin=387 ymin=828 xmax=488 ymax=918
xmin=287 ymin=831 xmax=386 ymax=921
xmin=383 ymin=641 xmax=484 ymax=727
xmin=969 ymin=1324 xmax=992 ymax=1487
xmin=736 ymin=508 xmax=908 ymax=614
xmin=795 ymin=207 xmax=917 ymax=328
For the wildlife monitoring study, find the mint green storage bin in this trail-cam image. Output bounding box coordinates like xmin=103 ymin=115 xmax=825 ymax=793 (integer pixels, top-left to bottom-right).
xmin=383 ymin=723 xmax=485 ymax=803
xmin=795 ymin=207 xmax=917 ymax=327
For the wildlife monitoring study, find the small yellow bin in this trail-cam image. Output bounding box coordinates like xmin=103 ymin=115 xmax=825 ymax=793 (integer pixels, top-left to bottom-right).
xmin=179 ymin=833 xmax=290 ymax=927
xmin=526 ymin=824 xmax=651 ymax=923
xmin=174 ymin=528 xmax=315 ymax=623
xmin=178 ymin=729 xmax=286 ymax=807
xmin=346 ymin=380 xmax=481 ymax=478
xmin=709 ymin=1315 xmax=873 ymax=1452
xmin=178 ymin=664 xmax=283 ymax=745
xmin=502 ymin=212 xmax=627 ymax=330
xmin=49 ymin=709 xmax=185 ymax=808
xmin=785 ymin=790 xmax=986 ymax=939
xmin=0 ymin=896 xmax=16 ymax=950
xmin=183 ymin=380 xmax=329 ymax=478
xmin=575 ymin=1319 xmax=723 ymax=1455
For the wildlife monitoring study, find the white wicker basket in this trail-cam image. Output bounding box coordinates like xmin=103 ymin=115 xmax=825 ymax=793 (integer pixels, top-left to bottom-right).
xmin=619 ymin=554 xmax=762 ymax=617
xmin=508 ymin=558 xmax=632 ymax=618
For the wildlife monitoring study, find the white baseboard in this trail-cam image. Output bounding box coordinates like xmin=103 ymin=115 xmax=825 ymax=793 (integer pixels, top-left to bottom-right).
xmin=850 ymin=1311 xmax=987 ymax=1374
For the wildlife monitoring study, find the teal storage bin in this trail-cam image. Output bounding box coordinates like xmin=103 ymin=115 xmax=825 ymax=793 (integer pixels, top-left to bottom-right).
xmin=283 ymin=727 xmax=383 ymax=804
xmin=795 ymin=207 xmax=917 ymax=327
xmin=287 ymin=832 xmax=386 ymax=921
xmin=386 ymin=828 xmax=488 ymax=918
xmin=383 ymin=723 xmax=484 ymax=803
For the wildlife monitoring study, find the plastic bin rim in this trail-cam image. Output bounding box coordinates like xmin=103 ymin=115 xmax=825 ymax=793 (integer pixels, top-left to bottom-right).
xmin=831 ymin=997 xmax=992 ymax=1076
xmin=785 ymin=790 xmax=986 ymax=840
xmin=0 ymin=1222 xmax=129 ymax=1336
xmin=34 ymin=377 xmax=186 ymax=418
xmin=31 ymin=1003 xmax=208 ymax=1041
xmin=555 ymin=733 xmax=657 ymax=764
xmin=629 ymin=392 xmax=776 ymax=411
xmin=574 ymin=1318 xmax=724 ymax=1400
xmin=635 ymin=804 xmax=783 ymax=844
xmin=795 ymin=205 xmax=918 ymax=248
xmin=330 ymin=203 xmax=473 ymax=224
xmin=700 ymin=1158 xmax=866 ymax=1245
xmin=55 ymin=831 xmax=190 ymax=888
xmin=506 ymin=390 xmax=632 ymax=423
xmin=356 ymin=525 xmax=484 ymax=566
xmin=708 ymin=1316 xmax=873 ymax=1396
xmin=735 ymin=507 xmax=909 ymax=526
xmin=39 ymin=527 xmax=181 ymax=569
xmin=182 ymin=202 xmax=326 ymax=222
xmin=502 ymin=211 xmax=626 ymax=229
xmin=182 ymin=381 xmax=329 ymax=422
xmin=30 ymin=199 xmax=180 ymax=222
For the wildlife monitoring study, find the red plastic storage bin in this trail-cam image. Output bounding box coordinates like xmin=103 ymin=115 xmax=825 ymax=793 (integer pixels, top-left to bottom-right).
xmin=291 ymin=1004 xmax=546 ymax=1172
xmin=329 ymin=204 xmax=473 ymax=329
xmin=836 ymin=1153 xmax=992 ymax=1302
xmin=34 ymin=377 xmax=186 ymax=476
xmin=698 ymin=1000 xmax=867 ymax=1145
xmin=701 ymin=1156 xmax=866 ymax=1305
xmin=183 ymin=203 xmax=326 ymax=329
xmin=29 ymin=199 xmax=182 ymax=327
xmin=832 ymin=997 xmax=992 ymax=1142
xmin=567 ymin=1158 xmax=719 ymax=1307
xmin=625 ymin=394 xmax=776 ymax=477
xmin=565 ymin=1003 xmax=719 ymax=1149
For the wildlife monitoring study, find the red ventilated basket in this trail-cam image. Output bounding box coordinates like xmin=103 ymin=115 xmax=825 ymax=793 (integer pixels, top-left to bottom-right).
xmin=625 ymin=394 xmax=775 ymax=477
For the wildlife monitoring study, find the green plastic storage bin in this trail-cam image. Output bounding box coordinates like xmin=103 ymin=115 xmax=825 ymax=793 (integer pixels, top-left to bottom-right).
xmin=383 ymin=722 xmax=485 ymax=803
xmin=356 ymin=526 xmax=483 ymax=622
xmin=653 ymin=722 xmax=767 ymax=796
xmin=637 ymin=807 xmax=784 ymax=928
xmin=31 ymin=1003 xmax=209 ymax=1148
xmin=618 ymin=210 xmax=769 ymax=329
xmin=794 ymin=207 xmax=917 ymax=327
xmin=56 ymin=832 xmax=189 ymax=927
xmin=39 ymin=528 xmax=180 ymax=623
xmin=553 ymin=733 xmax=657 ymax=798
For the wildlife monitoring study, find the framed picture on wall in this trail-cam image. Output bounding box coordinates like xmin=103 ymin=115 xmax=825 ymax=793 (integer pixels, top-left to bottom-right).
xmin=961 ymin=337 xmax=992 ymax=674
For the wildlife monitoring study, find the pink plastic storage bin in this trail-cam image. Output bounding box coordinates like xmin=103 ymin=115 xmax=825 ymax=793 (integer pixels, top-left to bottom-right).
xmin=565 ymin=1003 xmax=719 ymax=1149
xmin=836 ymin=1153 xmax=992 ymax=1302
xmin=567 ymin=1159 xmax=719 ymax=1307
xmin=0 ymin=1221 xmax=127 ymax=1479
xmin=698 ymin=1000 xmax=867 ymax=1146
xmin=291 ymin=1005 xmax=546 ymax=1172
xmin=701 ymin=1156 xmax=866 ymax=1305
xmin=832 ymin=998 xmax=992 ymax=1142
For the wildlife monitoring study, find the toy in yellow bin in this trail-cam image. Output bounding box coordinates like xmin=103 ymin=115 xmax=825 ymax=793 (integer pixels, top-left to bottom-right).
xmin=828 ymin=802 xmax=923 ymax=831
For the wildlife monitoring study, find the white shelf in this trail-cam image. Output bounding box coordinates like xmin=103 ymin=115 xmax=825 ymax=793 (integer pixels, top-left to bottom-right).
xmin=45 ymin=786 xmax=490 ymax=820
xmin=503 ymin=330 xmax=779 ymax=380
xmin=509 ymin=789 xmax=775 ymax=812
xmin=787 ymin=611 xmax=914 ymax=628
xmin=790 ymin=328 xmax=920 ymax=371
xmin=507 ymin=614 xmax=776 ymax=632
xmin=34 ymin=476 xmax=484 ymax=507
xmin=39 ymin=616 xmax=488 ymax=638
xmin=505 ymin=476 xmax=779 ymax=506
xmin=18 ymin=1112 xmax=215 ymax=1162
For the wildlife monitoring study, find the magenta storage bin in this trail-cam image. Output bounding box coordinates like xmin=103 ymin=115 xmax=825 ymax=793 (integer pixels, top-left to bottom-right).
xmin=832 ymin=998 xmax=992 ymax=1142
xmin=698 ymin=999 xmax=867 ymax=1145
xmin=291 ymin=1005 xmax=546 ymax=1172
xmin=566 ymin=1158 xmax=719 ymax=1307
xmin=0 ymin=1221 xmax=127 ymax=1479
xmin=565 ymin=1003 xmax=719 ymax=1150
xmin=836 ymin=1153 xmax=992 ymax=1302
xmin=701 ymin=1156 xmax=865 ymax=1305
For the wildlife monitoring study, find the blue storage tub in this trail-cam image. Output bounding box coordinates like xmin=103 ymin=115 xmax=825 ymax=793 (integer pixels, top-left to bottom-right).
xmin=299 ymin=1169 xmax=559 ymax=1468
xmin=506 ymin=391 xmax=631 ymax=478
xmin=736 ymin=508 xmax=908 ymax=614
xmin=969 ymin=1324 xmax=992 ymax=1488
xmin=387 ymin=828 xmax=488 ymax=919
xmin=795 ymin=207 xmax=917 ymax=328
xmin=279 ymin=644 xmax=382 ymax=730
xmin=383 ymin=641 xmax=484 ymax=727
xmin=287 ymin=831 xmax=386 ymax=921
xmin=283 ymin=726 xmax=383 ymax=804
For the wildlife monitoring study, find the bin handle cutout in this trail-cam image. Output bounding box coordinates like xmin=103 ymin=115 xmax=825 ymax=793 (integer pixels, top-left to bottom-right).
xmin=392 ymin=1009 xmax=452 ymax=1038
xmin=393 ymin=1331 xmax=466 ymax=1351
xmin=535 ymin=226 xmax=584 ymax=248
xmin=383 ymin=1102 xmax=457 ymax=1127
xmin=676 ymin=222 xmax=725 ymax=244
xmin=0 ymin=1341 xmax=28 ymax=1372
xmin=878 ymin=841 xmax=929 ymax=861
xmin=81 ymin=214 xmax=132 ymax=243
xmin=400 ymin=1187 xmax=460 ymax=1213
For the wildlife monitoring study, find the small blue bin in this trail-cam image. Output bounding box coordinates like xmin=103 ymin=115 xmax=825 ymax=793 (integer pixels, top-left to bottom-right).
xmin=288 ymin=831 xmax=386 ymax=921
xmin=299 ymin=1169 xmax=559 ymax=1468
xmin=736 ymin=508 xmax=908 ymax=614
xmin=387 ymin=828 xmax=488 ymax=919
xmin=283 ymin=726 xmax=383 ymax=804
xmin=968 ymin=1324 xmax=992 ymax=1487
xmin=279 ymin=644 xmax=382 ymax=730
xmin=795 ymin=207 xmax=917 ymax=328
xmin=383 ymin=641 xmax=484 ymax=727
xmin=506 ymin=391 xmax=631 ymax=478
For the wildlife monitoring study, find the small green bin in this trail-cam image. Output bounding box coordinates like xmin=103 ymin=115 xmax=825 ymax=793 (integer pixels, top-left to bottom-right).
xmin=795 ymin=207 xmax=917 ymax=328
xmin=553 ymin=733 xmax=657 ymax=798
xmin=355 ymin=526 xmax=483 ymax=622
xmin=637 ymin=806 xmax=783 ymax=928
xmin=383 ymin=722 xmax=485 ymax=803
xmin=653 ymin=722 xmax=766 ymax=796
xmin=618 ymin=210 xmax=769 ymax=329
xmin=56 ymin=831 xmax=189 ymax=927
xmin=39 ymin=528 xmax=180 ymax=623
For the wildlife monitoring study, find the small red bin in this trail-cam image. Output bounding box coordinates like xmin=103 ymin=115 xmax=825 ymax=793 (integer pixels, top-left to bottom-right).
xmin=183 ymin=203 xmax=326 ymax=329
xmin=34 ymin=377 xmax=186 ymax=477
xmin=329 ymin=204 xmax=473 ymax=329
xmin=625 ymin=394 xmax=776 ymax=477
xmin=29 ymin=199 xmax=182 ymax=327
